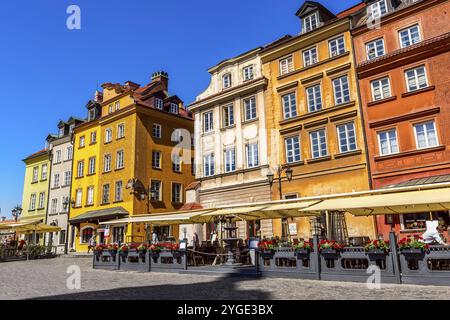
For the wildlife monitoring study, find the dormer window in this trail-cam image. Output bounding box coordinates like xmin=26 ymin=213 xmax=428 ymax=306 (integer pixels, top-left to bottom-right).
xmin=170 ymin=103 xmax=179 ymax=114
xmin=58 ymin=127 xmax=65 ymax=138
xmin=222 ymin=73 xmax=232 ymax=89
xmin=369 ymin=0 xmax=388 ymax=20
xmin=155 ymin=98 xmax=163 ymax=110
xmin=88 ymin=109 xmax=96 ymax=121
xmin=303 ymin=12 xmax=318 ymax=33
xmin=69 ymin=124 xmax=75 ymax=134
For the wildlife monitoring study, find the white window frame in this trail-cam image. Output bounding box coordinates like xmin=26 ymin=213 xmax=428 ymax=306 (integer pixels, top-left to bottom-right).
xmin=369 ymin=0 xmax=388 ymax=20
xmin=306 ymin=84 xmax=322 ymax=112
xmin=102 ymin=184 xmax=110 ymax=204
xmin=309 ymin=129 xmax=328 ymax=159
xmin=203 ymin=111 xmax=214 ymax=133
xmin=285 ymin=136 xmax=301 ymax=163
xmin=152 ymin=151 xmax=162 ymax=169
xmin=53 ymin=173 xmax=60 ymax=188
xmin=399 ymin=24 xmax=421 ymax=48
xmin=87 ymin=186 xmax=94 ymax=205
xmin=172 ymin=154 xmax=182 ymax=173
xmin=371 ymin=77 xmax=391 ymax=101
xmin=32 ymin=167 xmax=38 ymax=182
xmin=51 ymin=198 xmax=58 ymax=214
xmin=222 ymin=104 xmax=234 ymax=127
xmin=329 ymin=36 xmax=345 ymax=57
xmin=30 ymin=193 xmax=36 ymax=210
xmin=377 ymin=129 xmax=399 ymax=156
xmin=337 ymin=122 xmax=357 ymax=153
xmin=413 ymin=121 xmax=439 ymax=150
xmin=332 ymin=76 xmax=350 ymax=105
xmin=244 ymin=97 xmax=257 ymax=121
xmin=41 ymin=164 xmax=48 ymax=180
xmin=282 ymin=92 xmax=297 ymax=119
xmin=171 ymin=183 xmax=183 ymax=203
xmin=405 ymin=65 xmax=429 ymax=92
xmin=115 ymin=181 xmax=123 ymax=202
xmin=116 ymin=150 xmax=124 ymax=169
xmin=246 ymin=143 xmax=259 ymax=168
xmin=77 ymin=161 xmax=84 ymax=177
xmin=79 ymin=136 xmax=85 ymax=148
xmin=64 ymin=171 xmax=71 ymax=186
xmin=203 ymin=154 xmax=215 ymax=177
xmin=38 ymin=192 xmax=45 ymax=209
xmin=104 ymin=154 xmax=112 ymax=173
xmin=65 ymin=146 xmax=73 ymax=161
xmin=303 ymin=12 xmax=318 ymax=33
xmin=243 ymin=65 xmax=254 ymax=81
xmin=224 ymin=148 xmax=236 ymax=173
xmin=279 ymin=56 xmax=294 ymax=76
xmin=303 ymin=47 xmax=318 ymax=67
xmin=170 ymin=103 xmax=179 ymax=114
xmin=222 ymin=73 xmax=232 ymax=89
xmin=88 ymin=157 xmax=96 ymax=175
xmin=152 ymin=123 xmax=162 ymax=138
xmin=90 ymin=131 xmax=97 ymax=144
xmin=155 ymin=98 xmax=163 ymax=110
xmin=150 ymin=180 xmax=162 ymax=201
xmin=54 ymin=150 xmax=62 ymax=164
xmin=75 ymin=189 xmax=82 ymax=207
xmin=366 ymin=38 xmax=385 ymax=60
xmin=117 ymin=124 xmax=125 ymax=139
xmin=105 ymin=128 xmax=112 ymax=143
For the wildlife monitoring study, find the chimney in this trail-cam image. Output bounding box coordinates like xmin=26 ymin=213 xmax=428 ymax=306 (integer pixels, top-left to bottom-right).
xmin=151 ymin=71 xmax=169 ymax=91
xmin=125 ymin=81 xmax=140 ymax=90
xmin=94 ymin=90 xmax=103 ymax=103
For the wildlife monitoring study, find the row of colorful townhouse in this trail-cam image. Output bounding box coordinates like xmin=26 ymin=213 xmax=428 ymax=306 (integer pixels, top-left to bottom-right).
xmin=20 ymin=0 xmax=450 ymax=252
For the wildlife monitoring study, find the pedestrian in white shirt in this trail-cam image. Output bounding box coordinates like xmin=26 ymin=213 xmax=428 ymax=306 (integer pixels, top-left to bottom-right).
xmin=421 ymin=225 xmax=448 ymax=246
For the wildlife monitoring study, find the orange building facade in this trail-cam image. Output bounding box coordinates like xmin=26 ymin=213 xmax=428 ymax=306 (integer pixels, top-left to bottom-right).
xmin=351 ymin=0 xmax=450 ymax=238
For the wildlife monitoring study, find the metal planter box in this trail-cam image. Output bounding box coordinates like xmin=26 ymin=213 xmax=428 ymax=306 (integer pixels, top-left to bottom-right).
xmin=93 ymin=251 xmax=119 ymax=270
xmin=150 ymin=250 xmax=187 ymax=271
xmin=119 ymin=250 xmax=150 ymax=272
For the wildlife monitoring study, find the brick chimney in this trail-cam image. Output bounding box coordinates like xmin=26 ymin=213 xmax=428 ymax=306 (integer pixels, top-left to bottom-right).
xmin=94 ymin=90 xmax=103 ymax=103
xmin=151 ymin=71 xmax=169 ymax=91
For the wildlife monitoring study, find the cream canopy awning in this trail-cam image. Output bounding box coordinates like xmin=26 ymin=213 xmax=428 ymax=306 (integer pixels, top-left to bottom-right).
xmin=299 ymin=187 xmax=450 ymax=216
xmin=100 ymin=210 xmax=214 ymax=226
xmin=261 ymin=201 xmax=321 ymax=218
xmin=0 ymin=220 xmax=61 ymax=233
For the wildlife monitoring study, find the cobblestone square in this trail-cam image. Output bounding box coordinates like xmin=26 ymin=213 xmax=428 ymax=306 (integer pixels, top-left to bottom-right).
xmin=0 ymin=257 xmax=449 ymax=300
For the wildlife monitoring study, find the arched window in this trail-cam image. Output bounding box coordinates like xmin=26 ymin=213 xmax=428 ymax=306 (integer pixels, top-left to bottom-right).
xmin=81 ymin=227 xmax=94 ymax=244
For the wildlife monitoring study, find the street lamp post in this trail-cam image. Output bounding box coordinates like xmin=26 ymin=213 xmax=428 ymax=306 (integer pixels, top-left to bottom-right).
xmin=267 ymin=165 xmax=293 ymax=241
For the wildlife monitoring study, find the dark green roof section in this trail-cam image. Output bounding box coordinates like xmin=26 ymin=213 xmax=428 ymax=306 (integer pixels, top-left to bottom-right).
xmin=384 ymin=174 xmax=450 ymax=189
xmin=69 ymin=207 xmax=129 ymax=224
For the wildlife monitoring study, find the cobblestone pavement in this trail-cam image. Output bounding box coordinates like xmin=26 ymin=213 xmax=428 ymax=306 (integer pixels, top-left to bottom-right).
xmin=0 ymin=257 xmax=449 ymax=300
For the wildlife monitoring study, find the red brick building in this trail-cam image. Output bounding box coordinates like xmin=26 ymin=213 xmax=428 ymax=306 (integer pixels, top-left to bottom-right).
xmin=351 ymin=0 xmax=450 ymax=237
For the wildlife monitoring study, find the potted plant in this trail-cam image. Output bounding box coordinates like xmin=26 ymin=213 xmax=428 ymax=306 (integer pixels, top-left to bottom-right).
xmin=94 ymin=245 xmax=104 ymax=256
xmin=398 ymin=235 xmax=429 ymax=256
xmin=364 ymin=239 xmax=390 ymax=256
xmin=107 ymin=244 xmax=118 ymax=255
xmin=149 ymin=244 xmax=161 ymax=256
xmin=137 ymin=243 xmax=148 ymax=259
xmin=293 ymin=241 xmax=312 ymax=258
xmin=258 ymin=240 xmax=276 ymax=258
xmin=319 ymin=240 xmax=343 ymax=256
xmin=119 ymin=244 xmax=129 ymax=256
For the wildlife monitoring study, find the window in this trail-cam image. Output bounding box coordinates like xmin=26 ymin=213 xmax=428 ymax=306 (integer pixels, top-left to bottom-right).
xmin=30 ymin=194 xmax=36 ymax=210
xmin=310 ymin=129 xmax=327 ymax=158
xmin=204 ymin=154 xmax=215 ymax=177
xmin=88 ymin=157 xmax=96 ymax=175
xmin=369 ymin=0 xmax=388 ymax=20
xmin=102 ymin=184 xmax=110 ymax=204
xmin=150 ymin=180 xmax=162 ymax=201
xmin=405 ymin=66 xmax=428 ymax=92
xmin=222 ymin=73 xmax=232 ymax=89
xmin=378 ymin=129 xmax=398 ymax=155
xmin=53 ymin=174 xmax=60 ymax=188
xmin=170 ymin=103 xmax=179 ymax=114
xmin=224 ymin=148 xmax=236 ymax=173
xmin=88 ymin=109 xmax=96 ymax=121
xmin=75 ymin=189 xmax=82 ymax=207
xmin=171 ymin=183 xmax=182 ymax=203
xmin=105 ymin=129 xmax=112 ymax=143
xmin=172 ymin=154 xmax=182 ymax=173
xmin=116 ymin=151 xmax=124 ymax=169
xmin=243 ymin=66 xmax=254 ymax=81
xmin=38 ymin=192 xmax=45 ymax=209
xmin=152 ymin=124 xmax=162 ymax=138
xmin=117 ymin=124 xmax=125 ymax=139
xmin=152 ymin=151 xmax=161 ymax=169
xmin=62 ymin=196 xmax=69 ymax=212
xmin=366 ymin=39 xmax=385 ymax=60
xmin=103 ymin=154 xmax=112 ymax=173
xmin=108 ymin=104 xmax=113 ymax=114
xmin=337 ymin=123 xmax=357 ymax=153
xmin=329 ymin=36 xmax=345 ymax=57
xmin=285 ymin=136 xmax=301 ymax=163
xmin=303 ymin=47 xmax=318 ymax=67
xmin=282 ymin=93 xmax=297 ymax=119
xmin=77 ymin=160 xmax=84 ymax=177
xmin=69 ymin=124 xmax=75 ymax=134
xmin=333 ymin=76 xmax=350 ymax=105
xmin=54 ymin=150 xmax=62 ymax=164
xmin=246 ymin=143 xmax=259 ymax=168
xmin=51 ymin=199 xmax=58 ymax=214
xmin=371 ymin=77 xmax=391 ymax=101
xmin=244 ymin=97 xmax=257 ymax=121
xmin=41 ymin=164 xmax=48 ymax=180
xmin=58 ymin=127 xmax=65 ymax=138
xmin=90 ymin=131 xmax=97 ymax=144
xmin=87 ymin=186 xmax=94 ymax=205
xmin=115 ymin=181 xmax=123 ymax=202
xmin=64 ymin=171 xmax=71 ymax=186
xmin=59 ymin=230 xmax=66 ymax=246
xmin=79 ymin=136 xmax=85 ymax=148
xmin=155 ymin=98 xmax=163 ymax=110
xmin=222 ymin=104 xmax=234 ymax=127
xmin=115 ymin=101 xmax=120 ymax=111
xmin=399 ymin=24 xmax=421 ymax=48
xmin=65 ymin=146 xmax=73 ymax=161
xmin=306 ymin=85 xmax=322 ymax=112
xmin=172 ymin=129 xmax=182 ymax=143
xmin=32 ymin=167 xmax=39 ymax=183
xmin=81 ymin=227 xmax=93 ymax=244
xmin=279 ymin=56 xmax=294 ymax=76
xmin=414 ymin=121 xmax=438 ymax=149
xmin=203 ymin=111 xmax=213 ymax=133
xmin=303 ymin=12 xmax=318 ymax=33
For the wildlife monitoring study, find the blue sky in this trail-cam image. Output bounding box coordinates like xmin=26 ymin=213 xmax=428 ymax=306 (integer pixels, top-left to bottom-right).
xmin=0 ymin=0 xmax=360 ymax=218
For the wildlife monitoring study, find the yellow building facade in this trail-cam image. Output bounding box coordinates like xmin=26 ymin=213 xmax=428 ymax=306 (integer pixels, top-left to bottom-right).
xmin=261 ymin=2 xmax=376 ymax=240
xmin=21 ymin=149 xmax=51 ymax=243
xmin=69 ymin=72 xmax=195 ymax=252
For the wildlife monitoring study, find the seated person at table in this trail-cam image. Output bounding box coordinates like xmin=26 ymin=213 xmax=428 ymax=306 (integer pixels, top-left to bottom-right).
xmin=421 ymin=222 xmax=448 ymax=246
